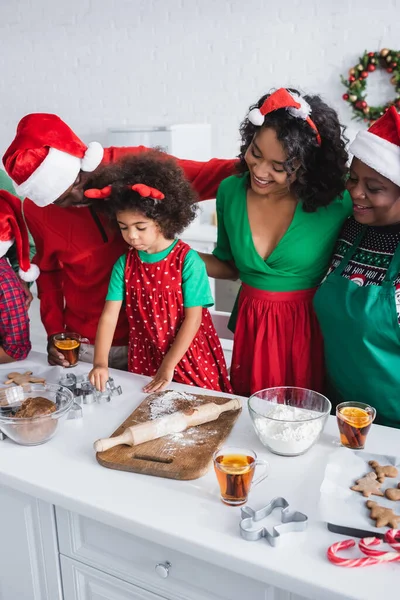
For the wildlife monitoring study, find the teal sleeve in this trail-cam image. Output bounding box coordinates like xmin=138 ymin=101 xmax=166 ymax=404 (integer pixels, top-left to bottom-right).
xmin=212 ymin=183 xmax=233 ymax=262
xmin=0 ymin=170 xmax=18 ymax=195
xmin=106 ymin=255 xmax=126 ymax=301
xmin=182 ymin=250 xmax=214 ymax=308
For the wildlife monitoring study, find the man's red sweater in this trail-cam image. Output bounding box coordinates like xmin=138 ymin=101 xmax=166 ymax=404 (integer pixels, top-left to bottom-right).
xmin=24 ymin=146 xmax=236 ymax=345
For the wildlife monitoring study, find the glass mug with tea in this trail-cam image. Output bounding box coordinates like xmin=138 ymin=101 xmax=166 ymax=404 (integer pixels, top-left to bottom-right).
xmin=52 ymin=332 xmax=89 ymax=368
xmin=213 ymin=446 xmax=269 ymax=506
xmin=336 ymin=401 xmax=376 ymax=450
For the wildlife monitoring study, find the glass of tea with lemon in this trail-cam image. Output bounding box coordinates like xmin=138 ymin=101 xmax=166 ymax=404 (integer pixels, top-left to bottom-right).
xmin=53 ymin=332 xmax=88 ymax=367
xmin=336 ymin=402 xmax=376 ymax=450
xmin=213 ymin=446 xmax=269 ymax=506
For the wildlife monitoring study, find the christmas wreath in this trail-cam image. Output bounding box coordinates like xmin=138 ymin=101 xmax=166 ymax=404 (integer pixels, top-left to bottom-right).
xmin=341 ymin=49 xmax=400 ymax=126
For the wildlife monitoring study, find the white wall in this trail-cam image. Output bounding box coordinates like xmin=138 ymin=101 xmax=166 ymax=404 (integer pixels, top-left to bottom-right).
xmin=0 ymin=0 xmax=399 ymax=159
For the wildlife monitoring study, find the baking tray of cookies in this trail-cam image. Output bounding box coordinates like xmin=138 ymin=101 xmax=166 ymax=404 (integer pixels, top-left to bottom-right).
xmin=319 ymin=448 xmax=400 ymax=538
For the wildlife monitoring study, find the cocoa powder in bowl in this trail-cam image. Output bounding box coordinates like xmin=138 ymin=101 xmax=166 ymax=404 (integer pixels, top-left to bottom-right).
xmin=13 ymin=397 xmax=58 ymax=443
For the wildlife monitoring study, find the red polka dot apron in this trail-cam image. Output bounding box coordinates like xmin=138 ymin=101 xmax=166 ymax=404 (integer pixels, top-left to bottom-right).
xmin=124 ymin=240 xmax=232 ymax=393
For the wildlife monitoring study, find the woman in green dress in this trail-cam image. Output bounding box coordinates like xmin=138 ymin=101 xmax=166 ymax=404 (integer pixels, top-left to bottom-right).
xmin=314 ymin=106 xmax=400 ymax=428
xmin=201 ymin=88 xmax=351 ymax=396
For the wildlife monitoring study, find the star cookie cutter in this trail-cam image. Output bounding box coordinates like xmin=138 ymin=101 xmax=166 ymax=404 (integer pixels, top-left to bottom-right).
xmin=240 ymin=497 xmax=308 ymax=547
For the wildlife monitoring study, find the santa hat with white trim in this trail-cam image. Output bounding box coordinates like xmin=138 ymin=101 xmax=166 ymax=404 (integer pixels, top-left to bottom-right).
xmin=247 ymin=88 xmax=321 ymax=145
xmin=349 ymin=106 xmax=400 ymax=187
xmin=0 ymin=190 xmax=40 ymax=282
xmin=2 ymin=113 xmax=104 ymax=207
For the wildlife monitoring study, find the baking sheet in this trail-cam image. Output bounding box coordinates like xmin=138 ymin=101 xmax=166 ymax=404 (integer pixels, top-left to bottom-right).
xmin=319 ymin=447 xmax=400 ymax=535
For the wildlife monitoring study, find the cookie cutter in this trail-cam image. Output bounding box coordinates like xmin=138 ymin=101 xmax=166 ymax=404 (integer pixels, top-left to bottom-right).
xmin=95 ymin=390 xmax=112 ymax=404
xmin=57 ymin=374 xmax=122 ymax=407
xmin=59 ymin=373 xmax=77 ymax=394
xmin=106 ymin=377 xmax=122 ymax=396
xmin=240 ymin=497 xmax=308 ymax=547
xmin=78 ymin=381 xmax=97 ymax=405
xmin=67 ymin=401 xmax=83 ymax=419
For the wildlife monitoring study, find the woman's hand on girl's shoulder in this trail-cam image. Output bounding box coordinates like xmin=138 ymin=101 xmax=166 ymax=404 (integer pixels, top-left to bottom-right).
xmin=143 ymin=365 xmax=174 ymax=393
xmin=89 ymin=365 xmax=109 ymax=392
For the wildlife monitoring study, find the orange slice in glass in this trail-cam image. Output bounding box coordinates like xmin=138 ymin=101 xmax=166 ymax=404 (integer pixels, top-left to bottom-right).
xmin=54 ymin=339 xmax=80 ymax=350
xmin=339 ymin=406 xmax=371 ymax=428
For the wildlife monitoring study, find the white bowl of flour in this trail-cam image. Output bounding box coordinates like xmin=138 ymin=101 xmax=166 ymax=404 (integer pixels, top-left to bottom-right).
xmin=248 ymin=387 xmax=331 ymax=456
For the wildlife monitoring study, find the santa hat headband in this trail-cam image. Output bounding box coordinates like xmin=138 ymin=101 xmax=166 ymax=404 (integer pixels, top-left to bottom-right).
xmin=2 ymin=114 xmax=104 ymax=207
xmin=349 ymin=106 xmax=400 ymax=187
xmin=0 ymin=191 xmax=40 ymax=282
xmin=248 ymin=88 xmax=322 ymax=145
xmin=84 ymin=183 xmax=165 ymax=200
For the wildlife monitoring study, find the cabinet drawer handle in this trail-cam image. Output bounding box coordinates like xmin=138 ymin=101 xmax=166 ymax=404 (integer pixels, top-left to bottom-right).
xmin=155 ymin=561 xmax=171 ymax=578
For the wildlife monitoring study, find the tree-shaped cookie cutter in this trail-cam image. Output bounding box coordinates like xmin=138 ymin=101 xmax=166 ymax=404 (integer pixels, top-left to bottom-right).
xmin=240 ymin=497 xmax=308 ymax=547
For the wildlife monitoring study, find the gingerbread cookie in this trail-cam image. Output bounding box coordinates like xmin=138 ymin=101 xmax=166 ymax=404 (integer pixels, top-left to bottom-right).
xmin=385 ymin=483 xmax=400 ymax=502
xmin=350 ymin=472 xmax=384 ymax=497
xmin=5 ymin=371 xmax=46 ymax=388
xmin=366 ymin=500 xmax=400 ymax=528
xmin=368 ymin=460 xmax=398 ymax=483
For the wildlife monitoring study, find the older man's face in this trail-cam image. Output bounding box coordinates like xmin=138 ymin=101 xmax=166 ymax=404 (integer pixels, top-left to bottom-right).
xmin=53 ymin=171 xmax=90 ymax=208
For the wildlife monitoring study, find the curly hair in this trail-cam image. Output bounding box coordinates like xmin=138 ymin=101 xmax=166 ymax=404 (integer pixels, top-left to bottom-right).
xmin=90 ymin=149 xmax=198 ymax=238
xmin=238 ymin=88 xmax=349 ymax=211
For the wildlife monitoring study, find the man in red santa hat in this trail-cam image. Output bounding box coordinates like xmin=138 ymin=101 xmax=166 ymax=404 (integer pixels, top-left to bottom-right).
xmin=3 ymin=114 xmax=236 ymax=368
xmin=0 ymin=190 xmax=39 ymax=363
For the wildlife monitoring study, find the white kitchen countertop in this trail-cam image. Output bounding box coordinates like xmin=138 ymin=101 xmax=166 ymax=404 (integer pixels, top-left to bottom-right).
xmin=0 ymin=351 xmax=398 ymax=600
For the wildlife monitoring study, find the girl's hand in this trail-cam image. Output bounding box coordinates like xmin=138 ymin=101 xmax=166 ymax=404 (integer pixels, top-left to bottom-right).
xmin=89 ymin=366 xmax=109 ymax=392
xmin=143 ymin=365 xmax=174 ymax=393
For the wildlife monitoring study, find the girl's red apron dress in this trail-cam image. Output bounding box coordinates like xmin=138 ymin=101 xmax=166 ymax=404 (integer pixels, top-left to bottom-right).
xmin=230 ymin=284 xmax=324 ymax=396
xmin=124 ymin=240 xmax=232 ymax=393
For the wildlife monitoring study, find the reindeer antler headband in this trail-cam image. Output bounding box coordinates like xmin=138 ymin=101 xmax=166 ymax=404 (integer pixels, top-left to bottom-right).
xmin=84 ymin=183 xmax=165 ymax=200
xmin=248 ymin=88 xmax=321 ymax=146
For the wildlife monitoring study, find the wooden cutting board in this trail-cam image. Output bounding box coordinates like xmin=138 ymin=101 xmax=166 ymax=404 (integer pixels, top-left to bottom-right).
xmin=96 ymin=390 xmax=242 ymax=480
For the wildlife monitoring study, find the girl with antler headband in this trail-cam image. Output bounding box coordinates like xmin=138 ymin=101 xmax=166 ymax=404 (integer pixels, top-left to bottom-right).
xmin=87 ymin=151 xmax=231 ymax=394
xmin=200 ymin=88 xmax=352 ymax=396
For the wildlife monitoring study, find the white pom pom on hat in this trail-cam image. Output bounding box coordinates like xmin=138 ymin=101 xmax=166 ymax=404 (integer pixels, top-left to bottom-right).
xmin=81 ymin=141 xmax=104 ymax=172
xmin=19 ymin=264 xmax=40 ymax=282
xmin=248 ymin=108 xmax=266 ymax=127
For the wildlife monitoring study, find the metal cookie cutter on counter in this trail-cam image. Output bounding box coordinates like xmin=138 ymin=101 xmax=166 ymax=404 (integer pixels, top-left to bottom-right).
xmin=58 ymin=373 xmax=123 ymax=412
xmin=239 ymin=497 xmax=308 ymax=547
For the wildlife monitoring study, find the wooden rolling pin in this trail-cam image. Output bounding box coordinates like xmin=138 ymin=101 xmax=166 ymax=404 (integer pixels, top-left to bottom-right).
xmin=94 ymin=398 xmax=241 ymax=452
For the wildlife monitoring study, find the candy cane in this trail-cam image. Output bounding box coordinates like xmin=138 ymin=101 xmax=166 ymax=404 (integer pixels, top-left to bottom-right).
xmin=359 ymin=530 xmax=400 ymax=556
xmin=327 ymin=539 xmax=380 ymax=567
xmin=359 ymin=536 xmax=388 ymax=557
xmin=328 ymin=530 xmax=400 ymax=567
xmin=385 ymin=529 xmax=400 ymax=552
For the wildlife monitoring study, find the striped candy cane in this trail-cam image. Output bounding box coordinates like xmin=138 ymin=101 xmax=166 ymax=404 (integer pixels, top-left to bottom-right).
xmin=327 ymin=539 xmax=381 ymax=567
xmin=385 ymin=529 xmax=400 ymax=552
xmin=328 ymin=531 xmax=400 ymax=568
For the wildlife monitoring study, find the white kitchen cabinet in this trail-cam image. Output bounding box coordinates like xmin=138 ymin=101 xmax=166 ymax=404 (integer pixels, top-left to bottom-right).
xmin=56 ymin=508 xmax=268 ymax=600
xmin=61 ymin=555 xmax=309 ymax=600
xmin=61 ymin=556 xmax=166 ymax=600
xmin=0 ymin=485 xmax=62 ymax=600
